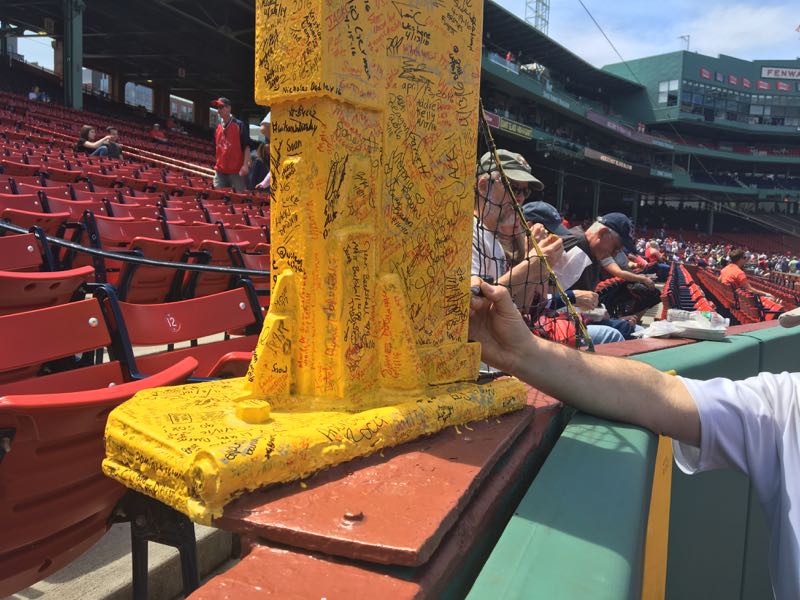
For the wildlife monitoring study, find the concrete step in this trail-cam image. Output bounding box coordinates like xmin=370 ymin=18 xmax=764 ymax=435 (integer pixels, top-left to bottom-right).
xmin=7 ymin=522 xmax=234 ymax=600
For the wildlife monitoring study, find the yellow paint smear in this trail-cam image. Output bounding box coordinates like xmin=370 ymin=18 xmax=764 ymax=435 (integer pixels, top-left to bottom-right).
xmin=103 ymin=377 xmax=525 ymax=524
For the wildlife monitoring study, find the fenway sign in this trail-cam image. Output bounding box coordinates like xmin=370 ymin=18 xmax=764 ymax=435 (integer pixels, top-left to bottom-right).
xmin=761 ymin=67 xmax=800 ymax=80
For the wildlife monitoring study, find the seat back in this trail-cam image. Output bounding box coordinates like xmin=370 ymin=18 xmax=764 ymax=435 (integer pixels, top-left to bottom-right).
xmin=1 ymin=208 xmax=70 ymax=237
xmin=224 ymin=225 xmax=268 ymax=247
xmin=0 ymin=160 xmax=39 ymax=176
xmin=0 ymin=391 xmax=127 ymax=597
xmin=104 ymin=284 xmax=262 ymax=378
xmin=117 ymin=237 xmax=192 ymax=303
xmin=0 ymin=265 xmax=94 ymax=316
xmin=16 ymin=182 xmax=71 ymax=198
xmin=165 ymin=221 xmax=222 ymax=248
xmin=185 ymin=239 xmax=244 ymax=298
xmin=106 ymin=202 xmax=161 ymax=220
xmin=46 ymin=196 xmax=108 ymax=220
xmin=0 ymin=192 xmax=45 ymax=212
xmin=0 ymin=350 xmax=197 ymax=596
xmin=0 ymin=232 xmax=49 ymax=271
xmin=89 ymin=214 xmax=165 ymax=249
xmin=0 ymin=296 xmax=108 ymax=387
xmin=234 ymin=248 xmax=270 ymax=309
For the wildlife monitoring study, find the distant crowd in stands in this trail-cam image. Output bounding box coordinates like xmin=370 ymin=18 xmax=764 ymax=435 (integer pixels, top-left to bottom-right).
xmin=27 ymin=86 xmax=51 ymax=104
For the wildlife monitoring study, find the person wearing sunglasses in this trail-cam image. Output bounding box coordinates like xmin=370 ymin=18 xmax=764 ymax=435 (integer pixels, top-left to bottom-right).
xmin=473 ymin=149 xmax=562 ymax=311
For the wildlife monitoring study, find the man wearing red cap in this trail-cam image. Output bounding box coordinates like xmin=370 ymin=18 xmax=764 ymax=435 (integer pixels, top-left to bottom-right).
xmin=211 ymin=97 xmax=251 ymax=192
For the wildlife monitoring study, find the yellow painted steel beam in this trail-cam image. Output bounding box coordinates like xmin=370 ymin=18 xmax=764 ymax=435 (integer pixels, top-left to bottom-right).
xmin=103 ymin=0 xmax=527 ymax=524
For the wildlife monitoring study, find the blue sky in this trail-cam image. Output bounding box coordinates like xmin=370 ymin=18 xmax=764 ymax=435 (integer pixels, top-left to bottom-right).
xmin=13 ymin=1 xmax=800 ymax=72
xmin=496 ymin=0 xmax=800 ymax=66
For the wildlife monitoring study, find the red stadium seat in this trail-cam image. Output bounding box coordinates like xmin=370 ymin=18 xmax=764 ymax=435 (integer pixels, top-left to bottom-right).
xmin=231 ymin=247 xmax=270 ymax=309
xmin=0 ymin=232 xmax=52 ymax=271
xmin=0 ymin=265 xmax=94 ymax=316
xmin=46 ymin=196 xmax=108 ymax=220
xmin=85 ymin=171 xmax=120 ymax=188
xmin=0 ymin=295 xmax=197 ymax=598
xmin=99 ymin=283 xmax=262 ymax=378
xmin=116 ymin=237 xmax=193 ymax=303
xmin=105 ymin=202 xmax=161 ymax=220
xmin=0 ymin=192 xmax=45 ymax=212
xmin=16 ymin=182 xmax=72 ymax=199
xmin=1 ymin=208 xmax=70 ymax=237
xmin=0 ymin=160 xmax=39 ymax=176
xmin=44 ymin=166 xmax=82 ymax=183
xmin=78 ymin=214 xmax=165 ymax=283
xmin=223 ymin=224 xmax=268 ymax=247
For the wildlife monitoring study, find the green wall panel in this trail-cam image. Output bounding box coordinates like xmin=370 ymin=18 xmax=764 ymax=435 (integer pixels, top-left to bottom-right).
xmin=633 ymin=336 xmax=761 ymax=600
xmin=468 ymin=415 xmax=657 ymax=600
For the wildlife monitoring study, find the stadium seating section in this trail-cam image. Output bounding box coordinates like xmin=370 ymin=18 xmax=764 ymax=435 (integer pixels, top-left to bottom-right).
xmin=0 ymin=86 xmax=276 ymax=598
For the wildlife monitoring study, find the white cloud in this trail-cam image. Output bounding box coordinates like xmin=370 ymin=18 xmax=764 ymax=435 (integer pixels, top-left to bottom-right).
xmin=518 ymin=0 xmax=800 ymax=67
xmin=550 ymin=22 xmax=672 ymax=68
xmin=681 ymin=3 xmax=799 ymax=59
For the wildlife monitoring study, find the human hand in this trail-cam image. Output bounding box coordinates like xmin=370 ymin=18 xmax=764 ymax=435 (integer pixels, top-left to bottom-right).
xmin=639 ymin=275 xmax=656 ymax=289
xmin=535 ymin=232 xmax=564 ymax=265
xmin=239 ymin=164 xmax=250 ymax=177
xmin=468 ymin=277 xmax=533 ymax=374
xmin=572 ymin=290 xmax=598 ymax=311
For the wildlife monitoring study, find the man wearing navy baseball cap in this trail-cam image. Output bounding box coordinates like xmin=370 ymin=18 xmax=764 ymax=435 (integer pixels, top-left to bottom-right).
xmin=557 ymin=212 xmax=641 ymax=293
xmin=597 ymin=212 xmax=636 ymax=253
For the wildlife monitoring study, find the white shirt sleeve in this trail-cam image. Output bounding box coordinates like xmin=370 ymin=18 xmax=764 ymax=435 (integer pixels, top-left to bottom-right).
xmin=673 ymin=373 xmax=794 ymax=484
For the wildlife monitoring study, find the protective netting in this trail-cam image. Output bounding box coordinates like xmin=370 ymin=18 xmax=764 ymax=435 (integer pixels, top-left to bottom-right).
xmin=474 ymin=102 xmax=594 ymax=351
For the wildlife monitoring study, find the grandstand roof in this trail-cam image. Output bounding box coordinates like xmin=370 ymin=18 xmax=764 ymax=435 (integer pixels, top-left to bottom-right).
xmin=1 ymin=0 xmax=255 ymax=108
xmin=2 ymin=0 xmax=646 ymax=112
xmin=483 ymin=1 xmax=643 ymax=96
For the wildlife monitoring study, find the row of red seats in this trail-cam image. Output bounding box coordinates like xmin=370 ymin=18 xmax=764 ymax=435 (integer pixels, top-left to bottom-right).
xmin=0 ymin=209 xmax=270 ymax=305
xmin=750 ymin=274 xmax=800 ymax=307
xmin=660 ymin=263 xmax=715 ymax=318
xmin=690 ymin=265 xmax=778 ymax=324
xmin=0 ymin=89 xmax=214 ymax=165
xmin=0 ymin=275 xmax=264 ymax=597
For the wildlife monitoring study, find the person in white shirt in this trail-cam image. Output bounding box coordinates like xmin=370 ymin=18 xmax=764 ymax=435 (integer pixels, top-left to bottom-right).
xmin=468 ymin=281 xmax=800 ymax=600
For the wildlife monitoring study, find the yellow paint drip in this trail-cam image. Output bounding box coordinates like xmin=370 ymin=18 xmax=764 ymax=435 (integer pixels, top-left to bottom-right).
xmin=102 ymin=0 xmax=527 ymax=522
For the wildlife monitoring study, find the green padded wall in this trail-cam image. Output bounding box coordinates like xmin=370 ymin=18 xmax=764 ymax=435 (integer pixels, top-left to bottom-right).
xmin=737 ymin=326 xmax=800 ymax=374
xmin=467 ymin=415 xmax=657 ymax=600
xmin=633 ymin=336 xmax=761 ymax=600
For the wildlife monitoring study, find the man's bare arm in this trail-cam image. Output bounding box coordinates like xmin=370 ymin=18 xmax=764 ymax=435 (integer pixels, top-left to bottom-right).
xmin=469 ymin=280 xmax=701 ymax=446
xmin=603 ymin=260 xmax=655 ymax=288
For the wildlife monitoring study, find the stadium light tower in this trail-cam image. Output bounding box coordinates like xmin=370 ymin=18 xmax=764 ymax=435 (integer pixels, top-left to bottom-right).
xmin=525 ymin=0 xmax=550 ymax=35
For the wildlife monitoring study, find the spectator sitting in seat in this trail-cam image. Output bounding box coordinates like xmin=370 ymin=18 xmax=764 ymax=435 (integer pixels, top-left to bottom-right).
xmin=75 ymin=125 xmax=113 ymax=157
xmin=561 ymin=211 xmax=658 ymax=331
xmin=28 ymin=86 xmax=39 ymax=101
xmin=719 ymin=248 xmax=768 ymax=297
xmin=473 ymin=150 xmax=563 ymax=312
xmin=522 ymin=202 xmax=637 ymax=343
xmin=149 ymin=123 xmax=169 ymax=144
xmin=103 ymin=127 xmax=122 ymax=159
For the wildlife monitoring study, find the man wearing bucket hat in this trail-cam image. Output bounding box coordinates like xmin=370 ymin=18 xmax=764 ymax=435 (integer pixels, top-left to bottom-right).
xmin=469 ymin=278 xmax=800 ymax=599
xmin=472 ymin=149 xmax=563 ymax=310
